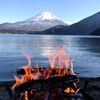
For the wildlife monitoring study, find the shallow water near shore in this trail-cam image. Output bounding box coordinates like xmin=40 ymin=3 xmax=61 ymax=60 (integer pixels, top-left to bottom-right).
xmin=0 ymin=33 xmax=100 ymax=80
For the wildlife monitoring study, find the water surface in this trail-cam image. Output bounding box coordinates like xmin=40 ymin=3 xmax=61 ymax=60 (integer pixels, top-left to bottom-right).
xmin=0 ymin=34 xmax=100 ymax=80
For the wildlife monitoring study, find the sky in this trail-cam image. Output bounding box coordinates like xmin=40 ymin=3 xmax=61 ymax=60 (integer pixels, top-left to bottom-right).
xmin=0 ymin=0 xmax=100 ymax=24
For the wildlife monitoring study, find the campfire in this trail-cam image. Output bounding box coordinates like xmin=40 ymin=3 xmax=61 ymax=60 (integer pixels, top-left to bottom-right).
xmin=12 ymin=47 xmax=83 ymax=100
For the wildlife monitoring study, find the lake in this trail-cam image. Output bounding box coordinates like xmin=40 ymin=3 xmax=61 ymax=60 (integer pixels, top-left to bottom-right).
xmin=0 ymin=34 xmax=100 ymax=81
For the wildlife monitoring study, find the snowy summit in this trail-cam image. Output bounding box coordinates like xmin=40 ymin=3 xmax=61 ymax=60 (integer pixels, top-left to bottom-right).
xmin=38 ymin=11 xmax=59 ymax=20
xmin=25 ymin=11 xmax=61 ymax=22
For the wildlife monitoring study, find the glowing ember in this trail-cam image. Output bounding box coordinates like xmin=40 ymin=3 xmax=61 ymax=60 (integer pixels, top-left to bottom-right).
xmin=64 ymin=82 xmax=79 ymax=94
xmin=64 ymin=87 xmax=75 ymax=93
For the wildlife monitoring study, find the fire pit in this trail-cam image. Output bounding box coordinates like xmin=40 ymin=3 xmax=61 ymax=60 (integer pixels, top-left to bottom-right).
xmin=12 ymin=47 xmax=94 ymax=100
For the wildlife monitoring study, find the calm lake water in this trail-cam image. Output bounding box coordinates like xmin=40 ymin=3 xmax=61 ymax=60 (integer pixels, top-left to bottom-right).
xmin=0 ymin=34 xmax=100 ymax=81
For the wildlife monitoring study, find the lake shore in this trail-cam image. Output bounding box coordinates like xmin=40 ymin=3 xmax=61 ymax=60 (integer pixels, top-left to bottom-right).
xmin=0 ymin=77 xmax=100 ymax=100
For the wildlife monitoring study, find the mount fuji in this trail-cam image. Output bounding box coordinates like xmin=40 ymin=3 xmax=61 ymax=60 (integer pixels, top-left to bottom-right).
xmin=0 ymin=11 xmax=68 ymax=33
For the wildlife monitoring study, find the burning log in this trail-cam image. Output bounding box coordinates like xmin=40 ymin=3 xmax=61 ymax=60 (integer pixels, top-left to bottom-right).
xmin=13 ymin=74 xmax=78 ymax=93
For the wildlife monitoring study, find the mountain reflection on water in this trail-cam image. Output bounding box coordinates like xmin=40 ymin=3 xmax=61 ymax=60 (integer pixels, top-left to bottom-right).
xmin=0 ymin=34 xmax=100 ymax=80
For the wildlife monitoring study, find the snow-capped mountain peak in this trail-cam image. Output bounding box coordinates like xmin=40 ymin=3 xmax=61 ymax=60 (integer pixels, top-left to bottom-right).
xmin=37 ymin=11 xmax=59 ymax=20
xmin=25 ymin=11 xmax=60 ymax=22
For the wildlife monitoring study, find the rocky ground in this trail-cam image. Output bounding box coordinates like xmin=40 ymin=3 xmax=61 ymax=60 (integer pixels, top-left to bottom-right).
xmin=79 ymin=77 xmax=100 ymax=99
xmin=0 ymin=77 xmax=100 ymax=100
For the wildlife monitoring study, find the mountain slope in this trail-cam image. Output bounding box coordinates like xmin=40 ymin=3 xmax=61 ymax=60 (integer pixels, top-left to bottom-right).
xmin=0 ymin=11 xmax=68 ymax=32
xmin=41 ymin=25 xmax=68 ymax=35
xmin=90 ymin=28 xmax=100 ymax=35
xmin=43 ymin=12 xmax=100 ymax=35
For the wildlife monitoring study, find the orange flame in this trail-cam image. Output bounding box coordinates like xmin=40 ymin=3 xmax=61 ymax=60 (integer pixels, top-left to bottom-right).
xmin=12 ymin=54 xmax=34 ymax=89
xmin=49 ymin=47 xmax=69 ymax=74
xmin=18 ymin=55 xmax=33 ymax=82
xmin=25 ymin=54 xmax=31 ymax=66
xmin=70 ymin=59 xmax=76 ymax=75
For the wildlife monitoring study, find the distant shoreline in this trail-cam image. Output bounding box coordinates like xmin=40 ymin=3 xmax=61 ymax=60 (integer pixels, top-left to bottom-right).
xmin=0 ymin=32 xmax=100 ymax=36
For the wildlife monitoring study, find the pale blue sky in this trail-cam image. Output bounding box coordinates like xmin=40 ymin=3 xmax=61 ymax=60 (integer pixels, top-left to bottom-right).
xmin=0 ymin=0 xmax=100 ymax=24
